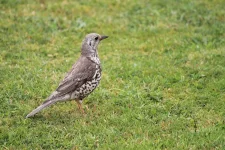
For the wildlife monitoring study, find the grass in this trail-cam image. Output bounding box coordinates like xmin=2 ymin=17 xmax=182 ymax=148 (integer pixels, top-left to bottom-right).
xmin=0 ymin=0 xmax=225 ymax=149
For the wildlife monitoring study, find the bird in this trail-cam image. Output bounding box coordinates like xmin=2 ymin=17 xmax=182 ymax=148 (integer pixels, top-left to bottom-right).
xmin=26 ymin=33 xmax=108 ymax=118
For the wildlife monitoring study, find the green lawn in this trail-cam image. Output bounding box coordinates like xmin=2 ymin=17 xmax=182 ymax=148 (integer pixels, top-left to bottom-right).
xmin=0 ymin=0 xmax=225 ymax=149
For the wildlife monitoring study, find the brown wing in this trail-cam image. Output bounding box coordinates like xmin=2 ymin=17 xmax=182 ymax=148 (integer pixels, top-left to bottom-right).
xmin=48 ymin=56 xmax=97 ymax=99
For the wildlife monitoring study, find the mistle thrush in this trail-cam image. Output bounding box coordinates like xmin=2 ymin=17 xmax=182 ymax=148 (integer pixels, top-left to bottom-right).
xmin=26 ymin=33 xmax=108 ymax=118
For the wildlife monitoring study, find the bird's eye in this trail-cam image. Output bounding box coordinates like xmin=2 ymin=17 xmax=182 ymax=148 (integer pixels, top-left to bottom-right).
xmin=95 ymin=37 xmax=99 ymax=40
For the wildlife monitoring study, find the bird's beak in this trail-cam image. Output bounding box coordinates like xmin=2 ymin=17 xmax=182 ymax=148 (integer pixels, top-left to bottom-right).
xmin=100 ymin=35 xmax=109 ymax=41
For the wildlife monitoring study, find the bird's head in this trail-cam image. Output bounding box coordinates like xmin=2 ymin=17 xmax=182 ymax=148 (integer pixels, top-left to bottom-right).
xmin=81 ymin=33 xmax=108 ymax=56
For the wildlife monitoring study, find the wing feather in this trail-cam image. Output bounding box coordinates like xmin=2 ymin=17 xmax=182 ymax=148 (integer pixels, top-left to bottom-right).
xmin=46 ymin=56 xmax=97 ymax=100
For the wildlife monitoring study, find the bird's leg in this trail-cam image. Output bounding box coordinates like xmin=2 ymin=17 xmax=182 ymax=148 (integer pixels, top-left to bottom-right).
xmin=76 ymin=100 xmax=85 ymax=114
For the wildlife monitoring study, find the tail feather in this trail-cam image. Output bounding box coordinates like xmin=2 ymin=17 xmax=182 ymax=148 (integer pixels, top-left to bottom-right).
xmin=26 ymin=100 xmax=56 ymax=118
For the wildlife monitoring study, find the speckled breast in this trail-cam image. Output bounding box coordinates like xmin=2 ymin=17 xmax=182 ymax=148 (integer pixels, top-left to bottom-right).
xmin=71 ymin=65 xmax=102 ymax=100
